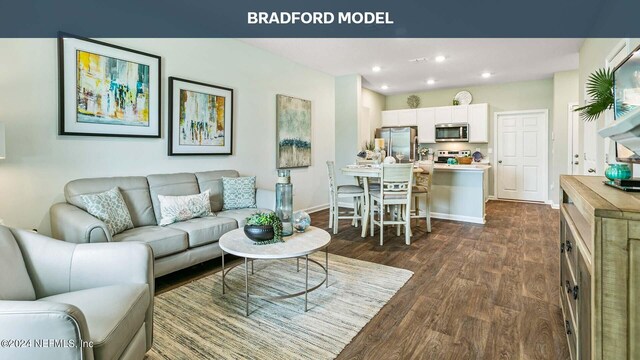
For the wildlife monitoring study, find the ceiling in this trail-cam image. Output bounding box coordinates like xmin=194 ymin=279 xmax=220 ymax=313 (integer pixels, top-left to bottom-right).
xmin=241 ymin=39 xmax=583 ymax=95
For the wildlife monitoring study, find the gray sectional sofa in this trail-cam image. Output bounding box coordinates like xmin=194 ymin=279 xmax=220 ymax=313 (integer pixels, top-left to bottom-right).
xmin=50 ymin=170 xmax=275 ymax=277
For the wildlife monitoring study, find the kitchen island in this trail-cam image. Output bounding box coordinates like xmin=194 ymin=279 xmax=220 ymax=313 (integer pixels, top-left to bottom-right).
xmin=430 ymin=163 xmax=490 ymax=224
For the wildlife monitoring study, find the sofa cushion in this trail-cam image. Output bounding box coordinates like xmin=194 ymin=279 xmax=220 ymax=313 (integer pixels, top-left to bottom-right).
xmin=80 ymin=187 xmax=134 ymax=236
xmin=147 ymin=173 xmax=200 ymax=225
xmin=0 ymin=226 xmax=36 ymax=300
xmin=113 ymin=226 xmax=188 ymax=259
xmin=195 ymin=170 xmax=239 ymax=212
xmin=65 ymin=176 xmax=156 ymax=227
xmin=222 ymin=176 xmax=257 ymax=210
xmin=217 ymin=208 xmax=272 ymax=227
xmin=39 ymin=284 xmax=149 ymax=360
xmin=167 ymin=217 xmax=237 ymax=248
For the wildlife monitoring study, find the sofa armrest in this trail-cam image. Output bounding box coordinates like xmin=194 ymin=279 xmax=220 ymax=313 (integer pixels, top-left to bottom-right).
xmin=50 ymin=203 xmax=111 ymax=243
xmin=0 ymin=301 xmax=93 ymax=360
xmin=69 ymin=242 xmax=154 ymax=350
xmin=256 ymin=188 xmax=276 ymax=211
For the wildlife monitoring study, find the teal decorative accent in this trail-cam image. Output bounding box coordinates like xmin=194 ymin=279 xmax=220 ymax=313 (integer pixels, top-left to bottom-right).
xmin=157 ymin=190 xmax=213 ymax=226
xmin=275 ymin=170 xmax=294 ymax=236
xmin=81 ymin=187 xmax=134 ymax=236
xmin=222 ymin=176 xmax=257 ymax=210
xmin=605 ymin=164 xmax=632 ymax=180
xmin=447 ymin=158 xmax=458 ymax=165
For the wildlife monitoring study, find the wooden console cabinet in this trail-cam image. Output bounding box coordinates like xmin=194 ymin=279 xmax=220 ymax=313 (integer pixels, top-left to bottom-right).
xmin=560 ymin=175 xmax=640 ymax=359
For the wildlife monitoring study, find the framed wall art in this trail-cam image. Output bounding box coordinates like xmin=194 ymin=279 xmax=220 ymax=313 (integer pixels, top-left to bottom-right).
xmin=276 ymin=94 xmax=311 ymax=168
xmin=58 ymin=32 xmax=161 ymax=137
xmin=168 ymin=77 xmax=233 ymax=155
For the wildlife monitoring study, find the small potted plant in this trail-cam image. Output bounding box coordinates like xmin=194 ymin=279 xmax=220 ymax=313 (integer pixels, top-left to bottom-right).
xmin=244 ymin=212 xmax=283 ymax=243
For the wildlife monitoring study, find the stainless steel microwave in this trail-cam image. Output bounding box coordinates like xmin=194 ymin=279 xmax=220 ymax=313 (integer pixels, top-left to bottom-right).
xmin=435 ymin=123 xmax=469 ymax=142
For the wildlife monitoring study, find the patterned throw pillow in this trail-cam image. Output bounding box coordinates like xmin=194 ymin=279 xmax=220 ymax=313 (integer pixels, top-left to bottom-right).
xmin=81 ymin=187 xmax=134 ymax=236
xmin=222 ymin=176 xmax=257 ymax=210
xmin=158 ymin=190 xmax=214 ymax=226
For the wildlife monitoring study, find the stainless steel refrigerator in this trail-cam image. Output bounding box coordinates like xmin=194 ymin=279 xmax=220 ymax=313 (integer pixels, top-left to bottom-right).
xmin=375 ymin=126 xmax=418 ymax=162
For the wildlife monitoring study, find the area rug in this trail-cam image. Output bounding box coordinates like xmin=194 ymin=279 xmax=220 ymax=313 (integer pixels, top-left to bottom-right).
xmin=146 ymin=253 xmax=413 ymax=359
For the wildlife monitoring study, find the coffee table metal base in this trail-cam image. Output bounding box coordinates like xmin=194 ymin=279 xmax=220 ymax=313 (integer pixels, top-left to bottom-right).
xmin=221 ymin=248 xmax=329 ymax=316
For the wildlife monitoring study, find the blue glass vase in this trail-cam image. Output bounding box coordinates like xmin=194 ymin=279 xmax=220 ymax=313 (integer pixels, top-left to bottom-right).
xmin=605 ymin=164 xmax=632 ymax=181
xmin=275 ymin=170 xmax=293 ymax=236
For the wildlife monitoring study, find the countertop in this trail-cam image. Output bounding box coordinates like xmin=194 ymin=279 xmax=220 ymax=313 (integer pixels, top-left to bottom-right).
xmin=433 ymin=163 xmax=491 ymax=172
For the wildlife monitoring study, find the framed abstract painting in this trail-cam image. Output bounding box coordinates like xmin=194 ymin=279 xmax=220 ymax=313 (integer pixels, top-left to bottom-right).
xmin=276 ymin=95 xmax=311 ymax=168
xmin=58 ymin=33 xmax=161 ymax=137
xmin=168 ymin=77 xmax=233 ymax=155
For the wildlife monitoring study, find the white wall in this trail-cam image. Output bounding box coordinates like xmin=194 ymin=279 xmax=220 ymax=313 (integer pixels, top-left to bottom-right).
xmin=334 ymin=74 xmax=361 ymax=184
xmin=551 ymin=70 xmax=579 ymax=205
xmin=0 ymin=39 xmax=336 ymax=234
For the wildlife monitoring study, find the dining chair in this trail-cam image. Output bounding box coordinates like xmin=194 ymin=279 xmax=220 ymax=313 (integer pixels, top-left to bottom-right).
xmin=369 ymin=163 xmax=413 ymax=245
xmin=411 ymin=160 xmax=433 ymax=232
xmin=326 ymin=161 xmax=365 ymax=234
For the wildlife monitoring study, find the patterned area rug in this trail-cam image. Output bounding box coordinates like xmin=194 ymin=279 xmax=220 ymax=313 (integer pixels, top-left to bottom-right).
xmin=146 ymin=253 xmax=413 ymax=359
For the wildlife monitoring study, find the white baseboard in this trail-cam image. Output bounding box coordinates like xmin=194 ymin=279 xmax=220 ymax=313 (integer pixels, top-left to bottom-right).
xmin=430 ymin=212 xmax=486 ymax=224
xmin=302 ymin=203 xmax=330 ymax=214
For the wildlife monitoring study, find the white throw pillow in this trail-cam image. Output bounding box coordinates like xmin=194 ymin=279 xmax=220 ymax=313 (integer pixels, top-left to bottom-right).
xmin=81 ymin=187 xmax=134 ymax=236
xmin=158 ymin=190 xmax=214 ymax=226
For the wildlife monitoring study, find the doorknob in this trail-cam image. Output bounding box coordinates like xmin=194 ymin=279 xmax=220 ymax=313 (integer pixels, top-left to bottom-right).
xmin=574 ymin=161 xmax=579 ymax=165
xmin=574 ymin=154 xmax=579 ymax=158
xmin=588 ymin=168 xmax=596 ymax=173
xmin=498 ymin=160 xmax=502 ymax=164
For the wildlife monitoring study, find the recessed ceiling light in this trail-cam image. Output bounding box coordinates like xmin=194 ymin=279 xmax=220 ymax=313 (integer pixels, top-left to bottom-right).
xmin=372 ymin=66 xmax=381 ymax=72
xmin=381 ymin=85 xmax=389 ymax=90
xmin=427 ymin=79 xmax=435 ymax=85
xmin=435 ymin=55 xmax=446 ymax=63
xmin=481 ymin=72 xmax=492 ymax=78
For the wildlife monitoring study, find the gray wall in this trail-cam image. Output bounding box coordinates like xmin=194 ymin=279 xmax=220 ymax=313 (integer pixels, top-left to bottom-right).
xmin=0 ymin=39 xmax=336 ymax=233
xmin=334 ymin=75 xmax=361 ymax=184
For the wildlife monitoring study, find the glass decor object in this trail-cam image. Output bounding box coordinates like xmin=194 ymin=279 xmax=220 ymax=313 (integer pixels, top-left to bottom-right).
xmin=605 ymin=163 xmax=632 ymax=181
xmin=293 ymin=211 xmax=311 ymax=232
xmin=275 ymin=169 xmax=294 ymax=236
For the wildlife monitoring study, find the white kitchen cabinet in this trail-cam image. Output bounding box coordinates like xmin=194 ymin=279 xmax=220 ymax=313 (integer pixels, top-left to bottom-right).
xmin=417 ymin=108 xmax=436 ymax=143
xmin=468 ymin=103 xmax=489 ymax=143
xmin=451 ymin=106 xmax=468 ymax=123
xmin=434 ymin=107 xmax=452 ymax=124
xmin=397 ymin=109 xmax=417 ymax=126
xmin=381 ymin=111 xmax=399 ymax=127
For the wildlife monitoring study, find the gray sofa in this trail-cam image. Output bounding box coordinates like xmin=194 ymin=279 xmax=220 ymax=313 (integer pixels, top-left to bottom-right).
xmin=0 ymin=225 xmax=153 ymax=360
xmin=50 ymin=170 xmax=275 ymax=277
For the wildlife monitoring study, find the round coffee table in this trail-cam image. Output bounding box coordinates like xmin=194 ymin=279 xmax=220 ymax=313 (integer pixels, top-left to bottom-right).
xmin=218 ymin=226 xmax=331 ymax=316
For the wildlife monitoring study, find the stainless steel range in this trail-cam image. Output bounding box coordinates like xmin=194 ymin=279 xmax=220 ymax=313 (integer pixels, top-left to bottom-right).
xmin=434 ymin=150 xmax=471 ymax=163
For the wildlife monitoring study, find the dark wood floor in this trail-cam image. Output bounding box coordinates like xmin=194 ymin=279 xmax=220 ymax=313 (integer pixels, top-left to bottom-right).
xmin=155 ymin=200 xmax=569 ymax=360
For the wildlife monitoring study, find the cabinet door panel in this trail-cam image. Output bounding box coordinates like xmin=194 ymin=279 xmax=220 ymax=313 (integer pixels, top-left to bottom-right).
xmin=468 ymin=103 xmax=489 ymax=143
xmin=417 ymin=108 xmax=435 ymax=143
xmin=382 ymin=111 xmax=399 ymax=127
xmin=397 ymin=109 xmax=417 ymax=126
xmin=578 ymin=250 xmax=591 ymax=360
xmin=434 ymin=107 xmax=452 ymax=124
xmin=451 ymin=105 xmax=468 ymax=123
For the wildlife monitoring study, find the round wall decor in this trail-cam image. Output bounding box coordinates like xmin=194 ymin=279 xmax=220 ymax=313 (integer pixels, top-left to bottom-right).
xmin=407 ymin=95 xmax=421 ymax=109
xmin=454 ymin=91 xmax=472 ymax=105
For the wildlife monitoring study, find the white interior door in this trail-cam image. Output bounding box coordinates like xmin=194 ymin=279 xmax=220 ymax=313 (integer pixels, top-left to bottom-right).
xmin=568 ymin=103 xmax=580 ymax=175
xmin=496 ymin=110 xmax=548 ymax=202
xmin=583 ymin=119 xmax=598 ymax=175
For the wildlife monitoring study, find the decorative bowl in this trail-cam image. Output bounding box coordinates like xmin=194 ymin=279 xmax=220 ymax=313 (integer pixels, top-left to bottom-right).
xmin=456 ymin=156 xmax=473 ymax=165
xmin=447 ymin=158 xmax=458 ymax=165
xmin=293 ymin=211 xmax=311 ymax=232
xmin=243 ymin=225 xmax=274 ymax=242
xmin=605 ymin=164 xmax=632 ymax=181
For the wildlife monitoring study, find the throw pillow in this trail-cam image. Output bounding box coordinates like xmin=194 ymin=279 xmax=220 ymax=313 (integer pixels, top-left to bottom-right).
xmin=158 ymin=190 xmax=213 ymax=226
xmin=81 ymin=187 xmax=134 ymax=236
xmin=222 ymin=176 xmax=257 ymax=210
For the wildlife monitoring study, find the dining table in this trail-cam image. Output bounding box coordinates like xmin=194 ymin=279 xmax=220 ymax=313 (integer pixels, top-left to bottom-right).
xmin=340 ymin=165 xmax=424 ymax=237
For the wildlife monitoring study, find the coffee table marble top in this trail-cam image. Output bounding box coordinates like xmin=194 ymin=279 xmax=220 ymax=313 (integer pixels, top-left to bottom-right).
xmin=219 ymin=226 xmax=331 ymax=259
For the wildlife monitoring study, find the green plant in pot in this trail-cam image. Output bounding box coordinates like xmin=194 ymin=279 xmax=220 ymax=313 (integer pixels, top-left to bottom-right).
xmin=244 ymin=212 xmax=283 ymax=243
xmin=574 ymin=68 xmax=628 ymax=121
